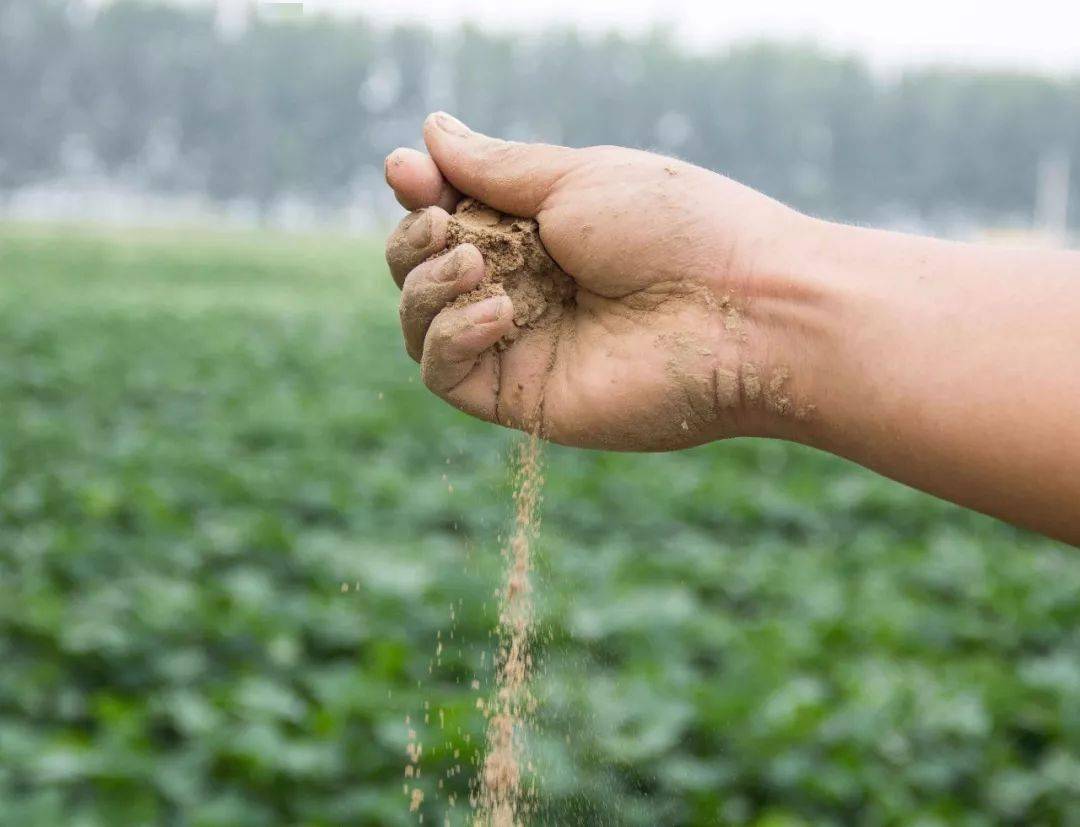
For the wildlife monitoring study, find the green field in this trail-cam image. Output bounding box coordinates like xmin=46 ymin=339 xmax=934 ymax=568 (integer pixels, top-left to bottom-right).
xmin=1 ymin=224 xmax=1077 ymax=826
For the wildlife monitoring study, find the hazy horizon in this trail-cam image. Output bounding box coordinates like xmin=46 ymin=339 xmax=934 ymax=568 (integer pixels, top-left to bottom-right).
xmin=101 ymin=0 xmax=1080 ymax=76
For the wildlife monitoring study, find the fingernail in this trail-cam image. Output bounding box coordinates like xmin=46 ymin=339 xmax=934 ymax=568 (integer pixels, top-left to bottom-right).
xmin=465 ymin=295 xmax=510 ymax=323
xmin=406 ymin=211 xmax=432 ymax=248
xmin=383 ymin=151 xmax=399 ymax=181
xmin=433 ymin=111 xmax=470 ymax=137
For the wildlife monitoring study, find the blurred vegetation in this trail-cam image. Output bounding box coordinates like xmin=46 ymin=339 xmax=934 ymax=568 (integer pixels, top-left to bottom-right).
xmin=2 ymin=0 xmax=1079 ymax=227
xmin=1 ymin=225 xmax=1077 ymax=825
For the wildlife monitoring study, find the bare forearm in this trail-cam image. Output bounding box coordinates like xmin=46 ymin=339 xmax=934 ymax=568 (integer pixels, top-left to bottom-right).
xmin=792 ymin=219 xmax=1080 ymax=545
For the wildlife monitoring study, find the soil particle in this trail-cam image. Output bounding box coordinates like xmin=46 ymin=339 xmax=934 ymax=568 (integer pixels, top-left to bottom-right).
xmin=766 ymin=367 xmax=792 ymax=416
xmin=718 ymin=294 xmax=744 ymax=334
xmin=715 ymin=367 xmax=740 ymax=409
xmin=473 ymin=433 xmax=544 ymax=827
xmin=741 ymin=363 xmax=762 ymax=404
xmin=410 ymin=788 xmax=424 ymax=813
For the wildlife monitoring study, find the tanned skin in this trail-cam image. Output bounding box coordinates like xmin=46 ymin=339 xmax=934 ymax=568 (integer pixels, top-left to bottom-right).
xmin=382 ymin=112 xmax=1080 ymax=546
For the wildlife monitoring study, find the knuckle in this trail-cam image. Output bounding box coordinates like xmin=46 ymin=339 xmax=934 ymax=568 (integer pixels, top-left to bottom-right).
xmin=397 ymin=294 xmax=413 ymax=325
xmin=426 ymin=316 xmax=472 ymax=366
xmin=398 ymin=296 xmax=427 ymax=363
xmin=481 ymin=139 xmax=540 ymax=173
xmin=427 ymin=315 xmax=456 ymax=351
xmin=419 ymin=353 xmax=443 ymax=393
xmin=384 ymin=227 xmax=413 ymax=280
xmin=398 ymin=326 xmax=419 ymax=365
xmin=399 ymin=270 xmax=422 ymax=304
xmin=400 ymin=283 xmax=442 ymax=331
xmin=419 ymin=361 xmax=434 ymax=390
xmin=484 ymin=139 xmax=520 ymax=163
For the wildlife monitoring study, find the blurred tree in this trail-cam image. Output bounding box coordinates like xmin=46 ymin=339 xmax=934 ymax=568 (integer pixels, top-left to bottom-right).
xmin=0 ymin=0 xmax=1077 ymax=228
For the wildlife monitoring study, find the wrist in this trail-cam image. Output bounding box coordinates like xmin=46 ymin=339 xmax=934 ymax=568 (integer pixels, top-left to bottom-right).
xmin=721 ymin=210 xmax=848 ymax=445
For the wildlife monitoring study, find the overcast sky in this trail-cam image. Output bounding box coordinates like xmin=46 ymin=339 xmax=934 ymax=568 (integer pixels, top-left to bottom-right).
xmin=252 ymin=0 xmax=1078 ymax=74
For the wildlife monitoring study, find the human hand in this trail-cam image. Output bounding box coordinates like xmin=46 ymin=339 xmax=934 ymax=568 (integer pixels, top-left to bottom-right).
xmin=384 ymin=113 xmax=822 ymax=450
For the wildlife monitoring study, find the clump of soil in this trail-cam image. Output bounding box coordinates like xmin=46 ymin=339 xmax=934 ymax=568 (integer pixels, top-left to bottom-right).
xmin=444 ymin=199 xmax=575 ymax=343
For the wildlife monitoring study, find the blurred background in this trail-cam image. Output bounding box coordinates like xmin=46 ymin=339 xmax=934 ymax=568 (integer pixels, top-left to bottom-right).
xmin=2 ymin=1 xmax=1079 ymax=825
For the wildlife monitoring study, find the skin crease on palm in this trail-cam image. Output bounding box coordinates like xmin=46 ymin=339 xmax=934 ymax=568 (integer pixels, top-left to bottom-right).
xmin=384 ymin=112 xmax=819 ymax=452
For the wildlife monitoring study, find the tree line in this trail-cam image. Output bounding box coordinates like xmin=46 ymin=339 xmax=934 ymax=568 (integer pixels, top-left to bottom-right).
xmin=2 ymin=0 xmax=1078 ymax=228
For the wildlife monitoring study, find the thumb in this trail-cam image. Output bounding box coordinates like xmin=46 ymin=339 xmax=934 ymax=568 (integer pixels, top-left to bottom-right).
xmin=423 ymin=112 xmax=581 ymax=217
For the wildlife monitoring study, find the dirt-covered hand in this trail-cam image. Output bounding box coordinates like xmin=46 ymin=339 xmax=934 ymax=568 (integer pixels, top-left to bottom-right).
xmin=384 ymin=113 xmax=816 ymax=450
